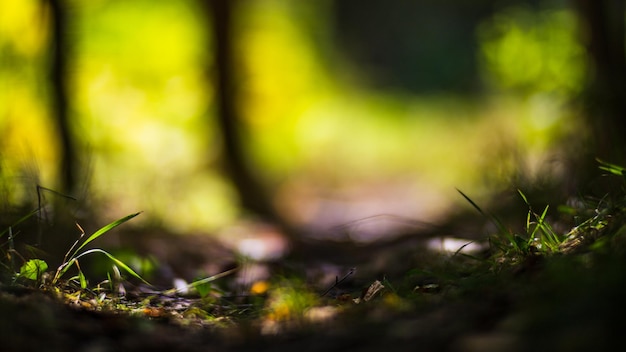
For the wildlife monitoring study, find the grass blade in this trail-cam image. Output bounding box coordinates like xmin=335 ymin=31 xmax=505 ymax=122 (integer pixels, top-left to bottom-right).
xmin=74 ymin=248 xmax=150 ymax=285
xmin=517 ymin=189 xmax=529 ymax=205
xmin=164 ymin=267 xmax=238 ymax=295
xmin=71 ymin=212 xmax=141 ymax=259
xmin=0 ymin=209 xmax=39 ymax=239
xmin=457 ymin=189 xmax=510 ymax=237
xmin=457 ymin=188 xmax=484 ymax=215
xmin=54 ymin=258 xmax=78 ymax=283
xmin=597 ymin=158 xmax=626 ymax=177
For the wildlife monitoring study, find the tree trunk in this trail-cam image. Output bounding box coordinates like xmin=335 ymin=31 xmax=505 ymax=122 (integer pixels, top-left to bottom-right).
xmin=48 ymin=0 xmax=77 ymax=196
xmin=573 ymin=0 xmax=626 ymax=164
xmin=205 ymin=0 xmax=281 ymax=223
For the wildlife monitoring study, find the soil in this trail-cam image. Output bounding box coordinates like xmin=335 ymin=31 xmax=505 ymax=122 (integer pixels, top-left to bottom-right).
xmin=0 ymin=281 xmax=511 ymax=352
xmin=2 ymin=214 xmax=626 ymax=352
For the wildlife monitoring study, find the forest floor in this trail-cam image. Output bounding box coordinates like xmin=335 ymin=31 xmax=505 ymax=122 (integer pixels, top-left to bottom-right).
xmin=2 ymin=172 xmax=626 ymax=351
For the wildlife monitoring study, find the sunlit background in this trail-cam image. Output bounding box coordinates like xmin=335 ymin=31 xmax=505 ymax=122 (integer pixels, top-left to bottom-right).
xmin=1 ymin=0 xmax=586 ymax=237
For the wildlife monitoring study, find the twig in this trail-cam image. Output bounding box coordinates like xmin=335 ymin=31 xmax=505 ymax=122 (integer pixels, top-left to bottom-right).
xmin=321 ymin=267 xmax=356 ymax=297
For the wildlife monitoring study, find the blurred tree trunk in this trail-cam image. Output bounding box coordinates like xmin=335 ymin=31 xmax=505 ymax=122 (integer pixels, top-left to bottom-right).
xmin=573 ymin=0 xmax=626 ymax=165
xmin=48 ymin=0 xmax=77 ymax=196
xmin=42 ymin=0 xmax=82 ymax=263
xmin=205 ymin=0 xmax=281 ymax=223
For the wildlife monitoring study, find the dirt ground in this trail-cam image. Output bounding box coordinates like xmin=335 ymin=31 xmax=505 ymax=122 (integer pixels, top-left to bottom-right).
xmin=2 ymin=210 xmax=626 ymax=352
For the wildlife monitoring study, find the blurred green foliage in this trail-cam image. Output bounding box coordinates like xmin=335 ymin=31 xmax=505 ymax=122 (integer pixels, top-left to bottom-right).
xmin=477 ymin=6 xmax=586 ymax=96
xmin=0 ymin=0 xmax=586 ymax=233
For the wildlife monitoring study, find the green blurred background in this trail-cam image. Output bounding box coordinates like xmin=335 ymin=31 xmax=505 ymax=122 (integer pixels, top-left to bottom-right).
xmin=0 ymin=0 xmax=596 ymax=235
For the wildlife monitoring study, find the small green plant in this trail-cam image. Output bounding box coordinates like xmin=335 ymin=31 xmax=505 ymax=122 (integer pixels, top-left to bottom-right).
xmin=19 ymin=259 xmax=48 ymax=282
xmin=457 ymin=188 xmax=565 ymax=260
xmin=50 ymin=212 xmax=148 ymax=287
xmin=456 ymin=189 xmax=527 ymax=256
xmin=459 ymin=160 xmax=626 ymax=263
xmin=518 ymin=189 xmax=562 ymax=253
xmin=6 ymin=211 xmax=149 ymax=292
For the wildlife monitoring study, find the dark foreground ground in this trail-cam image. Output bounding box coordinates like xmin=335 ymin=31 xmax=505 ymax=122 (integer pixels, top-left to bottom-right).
xmin=2 ymin=215 xmax=626 ymax=352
